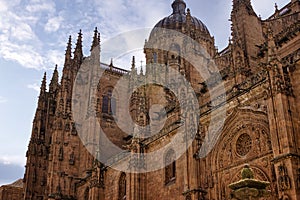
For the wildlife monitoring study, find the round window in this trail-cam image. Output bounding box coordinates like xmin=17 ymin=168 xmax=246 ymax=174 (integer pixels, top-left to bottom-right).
xmin=236 ymin=133 xmax=252 ymax=156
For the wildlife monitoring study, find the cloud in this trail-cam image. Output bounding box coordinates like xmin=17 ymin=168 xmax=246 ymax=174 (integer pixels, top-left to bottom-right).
xmin=10 ymin=22 xmax=36 ymax=41
xmin=25 ymin=1 xmax=55 ymax=13
xmin=45 ymin=15 xmax=64 ymax=33
xmin=0 ymin=155 xmax=26 ymax=167
xmin=0 ymin=0 xmax=291 ymax=72
xmin=0 ymin=96 xmax=7 ymax=104
xmin=27 ymin=83 xmax=40 ymax=92
xmin=0 ymin=42 xmax=45 ymax=70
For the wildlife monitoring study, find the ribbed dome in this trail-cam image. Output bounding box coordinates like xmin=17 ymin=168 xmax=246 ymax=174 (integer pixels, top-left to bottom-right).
xmin=154 ymin=0 xmax=210 ymax=35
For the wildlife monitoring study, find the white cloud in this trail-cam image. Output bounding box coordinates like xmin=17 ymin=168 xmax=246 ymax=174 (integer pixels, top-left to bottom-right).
xmin=47 ymin=50 xmax=64 ymax=67
xmin=0 ymin=42 xmax=45 ymax=70
xmin=0 ymin=96 xmax=7 ymax=104
xmin=27 ymin=83 xmax=40 ymax=92
xmin=25 ymin=1 xmax=55 ymax=13
xmin=10 ymin=22 xmax=36 ymax=41
xmin=0 ymin=1 xmax=8 ymax=12
xmin=0 ymin=155 xmax=26 ymax=167
xmin=45 ymin=16 xmax=64 ymax=33
xmin=0 ymin=0 xmax=292 ymax=72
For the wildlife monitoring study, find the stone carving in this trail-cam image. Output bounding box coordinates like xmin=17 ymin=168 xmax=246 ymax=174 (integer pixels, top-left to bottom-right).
xmin=58 ymin=146 xmax=64 ymax=161
xmin=236 ymin=133 xmax=252 ymax=156
xmin=69 ymin=152 xmax=75 ymax=165
xmin=278 ymin=164 xmax=291 ymax=191
xmin=297 ymin=168 xmax=300 ymax=189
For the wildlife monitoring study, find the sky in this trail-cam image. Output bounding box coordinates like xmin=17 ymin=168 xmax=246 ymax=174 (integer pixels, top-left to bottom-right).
xmin=0 ymin=0 xmax=290 ymax=185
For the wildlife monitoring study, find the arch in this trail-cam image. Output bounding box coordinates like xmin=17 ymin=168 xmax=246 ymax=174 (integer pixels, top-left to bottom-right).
xmin=164 ymin=148 xmax=176 ymax=184
xmin=211 ymin=109 xmax=271 ymax=171
xmin=118 ymin=172 xmax=126 ymax=200
xmin=102 ymin=87 xmax=117 ymax=115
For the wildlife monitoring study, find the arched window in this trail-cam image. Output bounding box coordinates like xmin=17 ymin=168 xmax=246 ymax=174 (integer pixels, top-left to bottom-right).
xmin=118 ymin=172 xmax=126 ymax=200
xmin=102 ymin=89 xmax=116 ymax=115
xmin=165 ymin=149 xmax=176 ymax=185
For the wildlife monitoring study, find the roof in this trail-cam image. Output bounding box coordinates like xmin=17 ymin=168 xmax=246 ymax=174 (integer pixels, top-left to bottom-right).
xmin=154 ymin=0 xmax=210 ymax=35
xmin=2 ymin=179 xmax=23 ymax=188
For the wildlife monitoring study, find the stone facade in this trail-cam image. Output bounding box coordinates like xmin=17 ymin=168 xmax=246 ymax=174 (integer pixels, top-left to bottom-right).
xmin=21 ymin=0 xmax=300 ymax=200
xmin=0 ymin=179 xmax=23 ymax=200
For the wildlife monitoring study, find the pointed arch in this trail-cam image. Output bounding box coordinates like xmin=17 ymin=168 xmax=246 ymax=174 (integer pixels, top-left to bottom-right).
xmin=118 ymin=172 xmax=126 ymax=200
xmin=102 ymin=87 xmax=117 ymax=115
xmin=164 ymin=148 xmax=176 ymax=185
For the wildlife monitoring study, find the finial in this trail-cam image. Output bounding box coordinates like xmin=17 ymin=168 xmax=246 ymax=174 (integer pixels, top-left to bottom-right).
xmin=65 ymin=35 xmax=72 ymax=56
xmin=74 ymin=29 xmax=83 ymax=62
xmin=76 ymin=30 xmax=83 ymax=47
xmin=140 ymin=66 xmax=144 ymax=75
xmin=109 ymin=58 xmax=113 ymax=70
xmin=40 ymin=72 xmax=47 ymax=94
xmin=275 ymin=3 xmax=278 ymax=11
xmin=186 ymin=8 xmax=191 ymax=23
xmin=91 ymin=27 xmax=100 ymax=51
xmin=140 ymin=60 xmax=144 ymax=68
xmin=131 ymin=56 xmax=136 ymax=70
xmin=50 ymin=65 xmax=59 ymax=92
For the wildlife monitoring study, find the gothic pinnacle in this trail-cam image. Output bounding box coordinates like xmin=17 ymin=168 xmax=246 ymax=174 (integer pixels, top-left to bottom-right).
xmin=91 ymin=27 xmax=100 ymax=51
xmin=131 ymin=56 xmax=136 ymax=70
xmin=64 ymin=36 xmax=72 ymax=66
xmin=66 ymin=36 xmax=72 ymax=56
xmin=39 ymin=72 xmax=47 ymax=96
xmin=74 ymin=29 xmax=83 ymax=63
xmin=49 ymin=65 xmax=59 ymax=93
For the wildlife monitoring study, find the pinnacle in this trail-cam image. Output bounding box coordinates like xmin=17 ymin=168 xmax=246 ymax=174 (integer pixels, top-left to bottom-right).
xmin=91 ymin=27 xmax=100 ymax=51
xmin=40 ymin=72 xmax=47 ymax=94
xmin=74 ymin=29 xmax=83 ymax=62
xmin=75 ymin=30 xmax=83 ymax=49
xmin=65 ymin=35 xmax=72 ymax=56
xmin=131 ymin=56 xmax=136 ymax=70
xmin=50 ymin=65 xmax=59 ymax=85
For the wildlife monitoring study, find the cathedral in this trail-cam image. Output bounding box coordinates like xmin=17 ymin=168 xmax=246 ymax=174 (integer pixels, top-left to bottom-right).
xmin=4 ymin=0 xmax=300 ymax=199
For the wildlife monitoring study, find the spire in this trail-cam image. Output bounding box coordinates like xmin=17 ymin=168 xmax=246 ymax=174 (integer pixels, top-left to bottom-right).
xmin=109 ymin=58 xmax=113 ymax=70
xmin=74 ymin=29 xmax=83 ymax=63
xmin=131 ymin=56 xmax=136 ymax=71
xmin=172 ymin=0 xmax=186 ymax=14
xmin=40 ymin=72 xmax=47 ymax=95
xmin=140 ymin=66 xmax=144 ymax=75
xmin=49 ymin=65 xmax=59 ymax=93
xmin=64 ymin=36 xmax=72 ymax=65
xmin=91 ymin=27 xmax=100 ymax=51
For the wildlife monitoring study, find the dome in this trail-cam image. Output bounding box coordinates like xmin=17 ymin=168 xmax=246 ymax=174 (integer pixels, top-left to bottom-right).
xmin=153 ymin=0 xmax=210 ymax=35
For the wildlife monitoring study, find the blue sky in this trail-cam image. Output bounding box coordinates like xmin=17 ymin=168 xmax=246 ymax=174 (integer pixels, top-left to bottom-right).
xmin=0 ymin=0 xmax=289 ymax=185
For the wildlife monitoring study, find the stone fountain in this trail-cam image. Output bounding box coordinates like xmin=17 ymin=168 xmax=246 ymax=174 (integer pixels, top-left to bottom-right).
xmin=229 ymin=164 xmax=270 ymax=200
